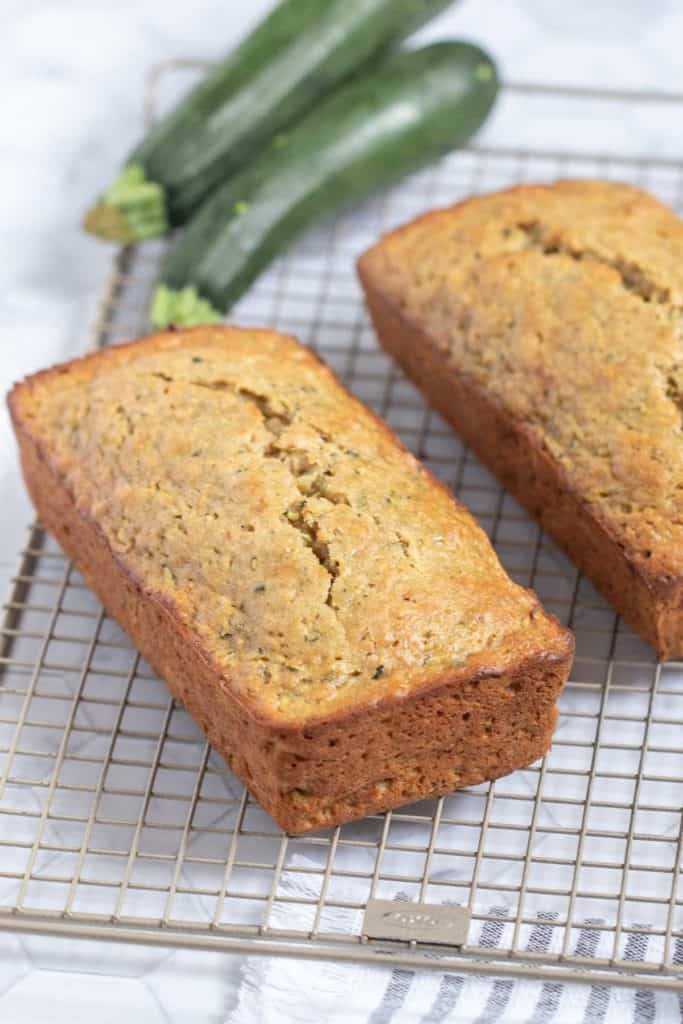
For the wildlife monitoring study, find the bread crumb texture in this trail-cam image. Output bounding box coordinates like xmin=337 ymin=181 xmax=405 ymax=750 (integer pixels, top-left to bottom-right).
xmin=13 ymin=327 xmax=565 ymax=725
xmin=361 ymin=180 xmax=683 ymax=584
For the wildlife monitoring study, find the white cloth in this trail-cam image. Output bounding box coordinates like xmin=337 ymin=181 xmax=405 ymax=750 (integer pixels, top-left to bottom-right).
xmin=224 ymin=856 xmax=682 ymax=1023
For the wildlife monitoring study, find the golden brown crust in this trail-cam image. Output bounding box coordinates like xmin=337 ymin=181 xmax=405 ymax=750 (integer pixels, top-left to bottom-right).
xmin=358 ymin=180 xmax=683 ymax=659
xmin=8 ymin=327 xmax=573 ymax=831
xmin=263 ymin=705 xmax=559 ymax=833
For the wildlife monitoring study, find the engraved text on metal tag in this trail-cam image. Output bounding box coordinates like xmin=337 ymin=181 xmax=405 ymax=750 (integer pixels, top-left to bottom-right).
xmin=363 ymin=900 xmax=471 ymax=946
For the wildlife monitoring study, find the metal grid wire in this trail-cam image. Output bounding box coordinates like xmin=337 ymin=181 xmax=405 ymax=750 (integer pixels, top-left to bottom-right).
xmin=2 ymin=66 xmax=683 ymax=989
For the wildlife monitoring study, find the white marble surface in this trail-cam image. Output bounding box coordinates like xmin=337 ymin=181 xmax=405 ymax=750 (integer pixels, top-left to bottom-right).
xmin=2 ymin=1 xmax=683 ymax=1020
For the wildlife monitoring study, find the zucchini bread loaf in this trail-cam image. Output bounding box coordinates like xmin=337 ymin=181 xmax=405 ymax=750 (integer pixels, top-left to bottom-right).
xmin=359 ymin=180 xmax=683 ymax=659
xmin=9 ymin=327 xmax=572 ymax=832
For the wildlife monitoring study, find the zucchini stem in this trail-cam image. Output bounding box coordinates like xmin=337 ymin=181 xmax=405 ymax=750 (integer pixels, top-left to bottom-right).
xmin=150 ymin=285 xmax=222 ymax=329
xmin=83 ymin=165 xmax=169 ymax=243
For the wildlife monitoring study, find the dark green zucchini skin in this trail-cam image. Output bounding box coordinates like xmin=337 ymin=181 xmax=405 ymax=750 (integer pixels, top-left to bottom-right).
xmin=155 ymin=42 xmax=498 ymax=319
xmin=138 ymin=0 xmax=457 ymax=223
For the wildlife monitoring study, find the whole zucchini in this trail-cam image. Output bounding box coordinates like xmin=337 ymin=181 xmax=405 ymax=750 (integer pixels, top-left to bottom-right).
xmin=150 ymin=42 xmax=498 ymax=328
xmin=84 ymin=0 xmax=457 ymax=243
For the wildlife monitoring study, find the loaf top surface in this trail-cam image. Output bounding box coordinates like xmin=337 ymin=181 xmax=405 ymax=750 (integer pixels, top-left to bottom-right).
xmin=10 ymin=327 xmax=569 ymax=726
xmin=359 ymin=179 xmax=683 ymax=585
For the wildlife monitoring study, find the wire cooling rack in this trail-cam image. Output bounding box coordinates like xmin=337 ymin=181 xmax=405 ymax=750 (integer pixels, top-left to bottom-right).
xmin=3 ymin=65 xmax=683 ymax=991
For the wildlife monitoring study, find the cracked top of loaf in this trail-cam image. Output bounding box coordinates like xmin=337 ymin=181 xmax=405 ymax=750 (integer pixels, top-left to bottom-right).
xmin=9 ymin=327 xmax=570 ymax=725
xmin=359 ymin=179 xmax=683 ymax=585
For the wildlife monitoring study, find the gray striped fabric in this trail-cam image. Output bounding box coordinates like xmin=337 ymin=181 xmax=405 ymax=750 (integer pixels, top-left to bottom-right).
xmin=367 ymin=905 xmax=669 ymax=1024
xmin=368 ymin=968 xmax=416 ymax=1024
xmin=623 ymin=929 xmax=655 ymax=1024
xmin=368 ymin=892 xmax=415 ymax=1024
xmin=473 ymin=911 xmax=557 ymax=1023
xmin=420 ymin=975 xmax=466 ymax=1023
xmin=575 ymin=920 xmax=609 ymax=1024
xmin=674 ymin=936 xmax=683 ymax=1022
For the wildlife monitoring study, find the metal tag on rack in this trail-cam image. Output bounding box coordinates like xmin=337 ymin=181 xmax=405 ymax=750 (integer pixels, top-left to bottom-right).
xmin=363 ymin=900 xmax=471 ymax=946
